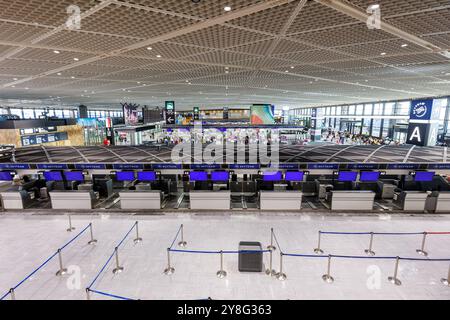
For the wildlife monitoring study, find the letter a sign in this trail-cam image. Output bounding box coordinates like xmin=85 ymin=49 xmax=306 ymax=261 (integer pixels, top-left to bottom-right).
xmin=406 ymin=123 xmax=427 ymax=146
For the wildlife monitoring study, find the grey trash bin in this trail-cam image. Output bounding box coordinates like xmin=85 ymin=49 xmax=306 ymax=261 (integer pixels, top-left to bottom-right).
xmin=238 ymin=242 xmax=263 ymax=272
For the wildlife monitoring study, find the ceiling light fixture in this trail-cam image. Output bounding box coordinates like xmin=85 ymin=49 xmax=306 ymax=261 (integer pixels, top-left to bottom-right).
xmin=73 ymin=58 xmax=79 ymax=61
xmin=53 ymin=50 xmax=60 ymax=54
xmin=401 ymin=44 xmax=408 ymax=47
xmin=224 ymin=6 xmax=232 ymax=12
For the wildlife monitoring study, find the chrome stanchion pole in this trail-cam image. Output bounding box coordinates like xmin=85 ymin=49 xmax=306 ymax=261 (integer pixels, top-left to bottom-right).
xmin=276 ymin=253 xmax=287 ymax=281
xmin=9 ymin=288 xmax=15 ymax=300
xmin=441 ymin=265 xmax=450 ymax=286
xmin=364 ymin=232 xmax=376 ymax=256
xmin=164 ymin=248 xmax=175 ymax=275
xmin=56 ymin=249 xmax=68 ymax=276
xmin=67 ymin=215 xmax=75 ymax=232
xmin=86 ymin=288 xmax=91 ymax=301
xmin=416 ymin=232 xmax=429 ymax=256
xmin=112 ymin=247 xmax=124 ymax=274
xmin=314 ymin=231 xmax=324 ymax=254
xmin=267 ymin=228 xmax=277 ymax=251
xmin=216 ymin=251 xmax=227 ymax=279
xmin=388 ymin=257 xmax=402 ymax=286
xmin=134 ymin=221 xmax=143 ymax=244
xmin=88 ymin=223 xmax=98 ymax=245
xmin=265 ymin=249 xmax=276 ymax=276
xmin=178 ymin=224 xmax=187 ymax=248
xmin=322 ymin=255 xmax=334 ymax=284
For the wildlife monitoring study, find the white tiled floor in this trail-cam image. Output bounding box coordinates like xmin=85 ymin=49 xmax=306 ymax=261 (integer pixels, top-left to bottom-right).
xmin=0 ymin=213 xmax=449 ymax=300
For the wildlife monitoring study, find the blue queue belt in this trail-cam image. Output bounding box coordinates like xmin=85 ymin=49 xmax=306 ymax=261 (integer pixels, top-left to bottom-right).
xmin=320 ymin=231 xmax=426 ymax=236
xmin=89 ymin=289 xmax=136 ymax=301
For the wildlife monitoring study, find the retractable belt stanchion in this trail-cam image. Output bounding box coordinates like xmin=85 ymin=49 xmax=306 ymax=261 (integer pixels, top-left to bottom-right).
xmin=265 ymin=249 xmax=276 ymax=277
xmin=164 ymin=248 xmax=175 ymax=275
xmin=267 ymin=228 xmax=277 ymax=251
xmin=322 ymin=255 xmax=334 ymax=284
xmin=441 ymin=265 xmax=450 ymax=286
xmin=178 ymin=224 xmax=187 ymax=248
xmin=112 ymin=247 xmax=124 ymax=275
xmin=276 ymin=253 xmax=287 ymax=281
xmin=55 ymin=249 xmax=68 ymax=276
xmin=86 ymin=288 xmax=91 ymax=301
xmin=67 ymin=215 xmax=75 ymax=232
xmin=416 ymin=232 xmax=429 ymax=256
xmin=9 ymin=288 xmax=15 ymax=300
xmin=314 ymin=231 xmax=324 ymax=254
xmin=364 ymin=232 xmax=376 ymax=256
xmin=216 ymin=251 xmax=227 ymax=279
xmin=388 ymin=257 xmax=402 ymax=286
xmin=88 ymin=223 xmax=97 ymax=245
xmin=134 ymin=221 xmax=143 ymax=244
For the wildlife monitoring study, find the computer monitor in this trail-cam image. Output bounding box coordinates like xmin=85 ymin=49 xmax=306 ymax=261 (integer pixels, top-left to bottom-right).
xmin=44 ymin=171 xmax=64 ymax=182
xmin=211 ymin=171 xmax=229 ymax=182
xmin=263 ymin=171 xmax=282 ymax=182
xmin=137 ymin=171 xmax=157 ymax=182
xmin=0 ymin=171 xmax=13 ymax=181
xmin=116 ymin=171 xmax=135 ymax=181
xmin=189 ymin=171 xmax=208 ymax=181
xmin=64 ymin=171 xmax=85 ymax=182
xmin=360 ymin=171 xmax=381 ymax=182
xmin=285 ymin=171 xmax=304 ymax=182
xmin=338 ymin=171 xmax=358 ymax=182
xmin=415 ymin=171 xmax=435 ymax=182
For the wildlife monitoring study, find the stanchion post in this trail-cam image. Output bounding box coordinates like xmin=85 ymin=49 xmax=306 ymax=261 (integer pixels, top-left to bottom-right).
xmin=67 ymin=215 xmax=75 ymax=232
xmin=178 ymin=224 xmax=187 ymax=248
xmin=9 ymin=288 xmax=15 ymax=300
xmin=388 ymin=257 xmax=402 ymax=286
xmin=364 ymin=232 xmax=376 ymax=256
xmin=276 ymin=253 xmax=287 ymax=281
xmin=55 ymin=249 xmax=68 ymax=276
xmin=441 ymin=265 xmax=450 ymax=286
xmin=322 ymin=255 xmax=334 ymax=284
xmin=112 ymin=247 xmax=124 ymax=274
xmin=267 ymin=228 xmax=277 ymax=251
xmin=416 ymin=232 xmax=429 ymax=256
xmin=164 ymin=248 xmax=175 ymax=275
xmin=265 ymin=249 xmax=276 ymax=276
xmin=314 ymin=231 xmax=324 ymax=254
xmin=88 ymin=223 xmax=98 ymax=245
xmin=134 ymin=221 xmax=143 ymax=244
xmin=216 ymin=251 xmax=227 ymax=279
xmin=86 ymin=288 xmax=91 ymax=300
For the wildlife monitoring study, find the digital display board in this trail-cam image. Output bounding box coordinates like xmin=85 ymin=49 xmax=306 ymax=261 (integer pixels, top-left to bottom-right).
xmin=285 ymin=171 xmax=304 ymax=182
xmin=137 ymin=171 xmax=157 ymax=182
xmin=64 ymin=171 xmax=85 ymax=182
xmin=414 ymin=171 xmax=435 ymax=182
xmin=360 ymin=171 xmax=381 ymax=182
xmin=263 ymin=171 xmax=282 ymax=181
xmin=189 ymin=171 xmax=208 ymax=181
xmin=211 ymin=171 xmax=230 ymax=182
xmin=338 ymin=171 xmax=358 ymax=182
xmin=0 ymin=171 xmax=14 ymax=181
xmin=116 ymin=171 xmax=136 ymax=181
xmin=43 ymin=171 xmax=64 ymax=181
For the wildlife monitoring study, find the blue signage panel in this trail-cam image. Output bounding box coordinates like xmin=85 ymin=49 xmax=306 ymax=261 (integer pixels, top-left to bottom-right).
xmin=0 ymin=163 xmax=31 ymax=170
xmin=229 ymin=164 xmax=261 ymax=170
xmin=74 ymin=164 xmax=107 ymax=170
xmin=307 ymin=163 xmax=339 ymax=170
xmin=410 ymin=99 xmax=433 ymax=120
xmin=428 ymin=164 xmax=450 ymax=170
xmin=190 ymin=164 xmax=221 ymax=170
xmin=112 ymin=164 xmax=144 ymax=170
xmin=37 ymin=164 xmax=69 ymax=170
xmin=271 ymin=163 xmax=299 ymax=170
xmin=347 ymin=163 xmax=380 ymax=170
xmin=152 ymin=163 xmax=182 ymax=170
xmin=387 ymin=163 xmax=421 ymax=170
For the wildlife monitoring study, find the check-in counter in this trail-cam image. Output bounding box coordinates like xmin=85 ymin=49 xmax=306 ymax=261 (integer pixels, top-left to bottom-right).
xmin=393 ymin=191 xmax=429 ymax=211
xmin=435 ymin=192 xmax=450 ymax=213
xmin=189 ymin=191 xmax=231 ymax=210
xmin=331 ymin=190 xmax=375 ymax=211
xmin=260 ymin=191 xmax=303 ymax=210
xmin=50 ymin=190 xmax=96 ymax=210
xmin=0 ymin=190 xmax=33 ymax=209
xmin=119 ymin=191 xmax=162 ymax=210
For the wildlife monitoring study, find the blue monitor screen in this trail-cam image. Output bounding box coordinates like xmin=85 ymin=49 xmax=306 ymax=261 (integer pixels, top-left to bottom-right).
xmin=263 ymin=171 xmax=282 ymax=181
xmin=415 ymin=171 xmax=435 ymax=182
xmin=44 ymin=171 xmax=64 ymax=181
xmin=137 ymin=171 xmax=157 ymax=181
xmin=64 ymin=171 xmax=85 ymax=182
xmin=360 ymin=171 xmax=381 ymax=182
xmin=211 ymin=171 xmax=229 ymax=182
xmin=190 ymin=171 xmax=208 ymax=181
xmin=338 ymin=171 xmax=358 ymax=182
xmin=116 ymin=171 xmax=135 ymax=181
xmin=285 ymin=171 xmax=304 ymax=182
xmin=0 ymin=171 xmax=13 ymax=181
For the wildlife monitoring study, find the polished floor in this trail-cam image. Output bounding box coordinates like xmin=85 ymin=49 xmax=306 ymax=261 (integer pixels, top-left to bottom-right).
xmin=0 ymin=213 xmax=449 ymax=300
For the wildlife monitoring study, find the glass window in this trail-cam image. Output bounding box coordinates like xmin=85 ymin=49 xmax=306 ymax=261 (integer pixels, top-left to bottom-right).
xmin=349 ymin=105 xmax=356 ymax=115
xmin=0 ymin=108 xmax=7 ymax=115
xmin=382 ymin=119 xmax=391 ymax=138
xmin=362 ymin=118 xmax=371 ymax=135
xmin=35 ymin=109 xmax=45 ymax=118
xmin=62 ymin=109 xmax=71 ymax=118
xmin=331 ymin=107 xmax=336 ymax=115
xmin=373 ymin=103 xmax=383 ymax=115
xmin=372 ymin=119 xmax=382 ymax=137
xmin=22 ymin=109 xmax=35 ymax=119
xmin=356 ymin=104 xmax=364 ymax=115
xmin=396 ymin=101 xmax=410 ymax=115
xmin=341 ymin=106 xmax=348 ymax=116
xmin=364 ymin=104 xmax=373 ymax=116
xmin=336 ymin=106 xmax=342 ymax=116
xmin=384 ymin=103 xmax=395 ymax=116
xmin=10 ymin=108 xmax=23 ymax=118
xmin=54 ymin=109 xmax=64 ymax=118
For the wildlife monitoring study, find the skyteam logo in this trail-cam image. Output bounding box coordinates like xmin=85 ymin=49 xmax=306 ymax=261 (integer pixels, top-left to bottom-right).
xmin=412 ymin=102 xmax=428 ymax=118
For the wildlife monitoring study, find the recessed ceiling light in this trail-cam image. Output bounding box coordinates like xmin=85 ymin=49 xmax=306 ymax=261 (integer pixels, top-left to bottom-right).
xmin=381 ymin=52 xmax=386 ymax=55
xmin=370 ymin=4 xmax=380 ymax=9
xmin=224 ymin=6 xmax=232 ymax=12
xmin=156 ymin=55 xmax=162 ymax=58
xmin=53 ymin=50 xmax=60 ymax=54
xmin=71 ymin=76 xmax=75 ymax=79
xmin=13 ymin=78 xmax=18 ymax=81
xmin=57 ymin=73 xmax=62 ymax=76
xmin=147 ymin=47 xmax=153 ymax=51
xmin=401 ymin=44 xmax=408 ymax=47
xmin=73 ymin=58 xmax=79 ymax=61
xmin=290 ymin=66 xmax=295 ymax=69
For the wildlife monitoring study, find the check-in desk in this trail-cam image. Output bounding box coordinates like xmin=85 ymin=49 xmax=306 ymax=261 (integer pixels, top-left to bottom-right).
xmin=393 ymin=191 xmax=429 ymax=211
xmin=435 ymin=192 xmax=450 ymax=213
xmin=0 ymin=190 xmax=34 ymax=209
xmin=189 ymin=191 xmax=231 ymax=210
xmin=260 ymin=191 xmax=303 ymax=210
xmin=119 ymin=191 xmax=162 ymax=210
xmin=50 ymin=190 xmax=96 ymax=210
xmin=330 ymin=190 xmax=375 ymax=211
